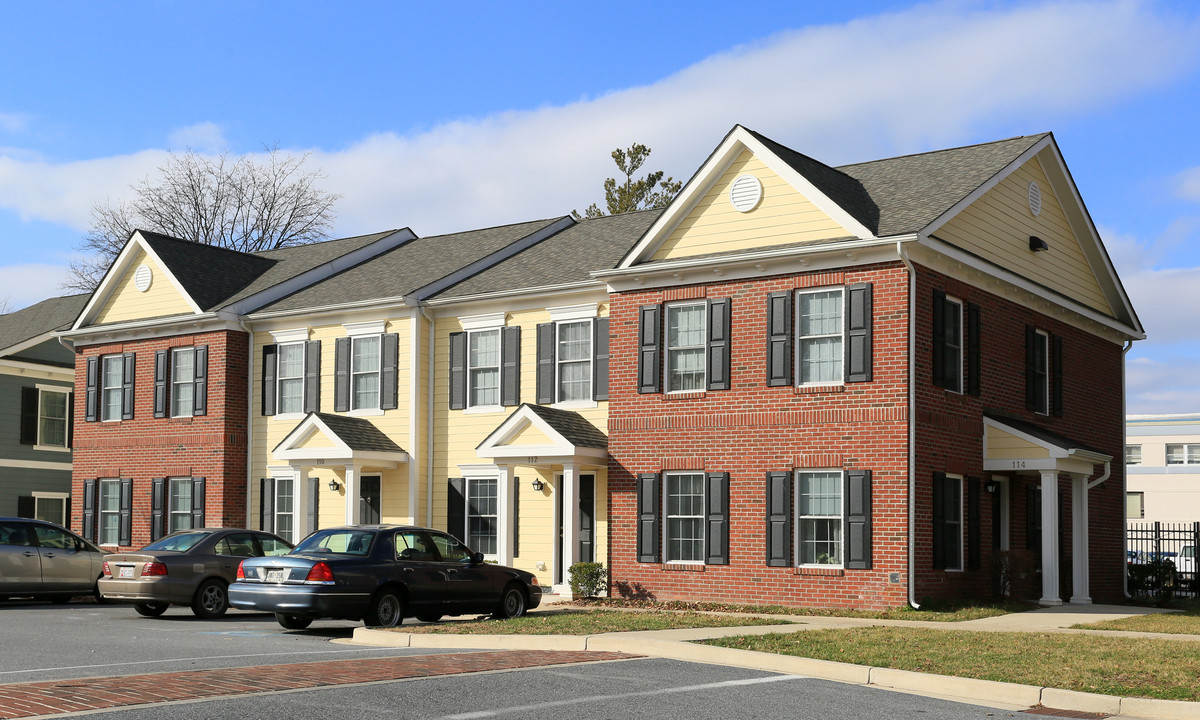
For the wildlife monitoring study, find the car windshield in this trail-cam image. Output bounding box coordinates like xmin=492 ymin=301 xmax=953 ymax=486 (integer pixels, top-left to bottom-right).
xmin=293 ymin=529 xmax=374 ymax=556
xmin=140 ymin=532 xmax=210 ymax=553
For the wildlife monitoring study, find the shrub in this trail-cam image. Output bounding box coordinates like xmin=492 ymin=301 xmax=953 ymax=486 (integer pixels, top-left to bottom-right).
xmin=568 ymin=562 xmax=607 ymax=597
xmin=1128 ymin=559 xmax=1177 ymax=606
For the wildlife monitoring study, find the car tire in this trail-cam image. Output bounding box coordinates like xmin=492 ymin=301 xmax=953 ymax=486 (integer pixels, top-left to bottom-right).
xmin=364 ymin=590 xmax=404 ymax=628
xmin=492 ymin=584 xmax=527 ymax=620
xmin=416 ymin=614 xmax=442 ymax=623
xmin=135 ymin=602 xmax=169 ymax=617
xmin=275 ymin=613 xmax=314 ymax=630
xmin=191 ymin=579 xmax=229 ymax=619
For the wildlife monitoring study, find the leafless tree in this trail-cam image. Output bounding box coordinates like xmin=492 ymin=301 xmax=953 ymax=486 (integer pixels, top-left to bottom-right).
xmin=64 ymin=148 xmax=341 ymax=291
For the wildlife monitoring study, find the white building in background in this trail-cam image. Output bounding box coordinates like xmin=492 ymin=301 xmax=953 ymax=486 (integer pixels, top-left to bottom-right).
xmin=1126 ymin=414 xmax=1200 ymax=525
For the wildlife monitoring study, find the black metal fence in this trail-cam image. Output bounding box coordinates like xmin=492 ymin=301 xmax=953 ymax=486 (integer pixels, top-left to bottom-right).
xmin=1127 ymin=522 xmax=1200 ymax=599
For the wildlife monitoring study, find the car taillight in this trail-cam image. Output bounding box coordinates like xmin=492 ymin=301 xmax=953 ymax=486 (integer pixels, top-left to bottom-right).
xmin=102 ymin=560 xmax=111 ymax=576
xmin=530 ymin=576 xmax=538 ymax=586
xmin=141 ymin=561 xmax=167 ymax=576
xmin=305 ymin=562 xmax=334 ymax=583
xmin=236 ymin=560 xmax=245 ymax=580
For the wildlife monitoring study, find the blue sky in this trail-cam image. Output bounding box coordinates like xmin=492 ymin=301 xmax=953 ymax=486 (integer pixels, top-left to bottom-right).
xmin=1 ymin=0 xmax=1198 ymax=413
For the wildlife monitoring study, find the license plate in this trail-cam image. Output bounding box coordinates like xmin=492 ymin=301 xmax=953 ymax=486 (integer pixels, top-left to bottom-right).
xmin=266 ymin=569 xmax=287 ymax=583
xmin=118 ymin=566 xmax=134 ymax=579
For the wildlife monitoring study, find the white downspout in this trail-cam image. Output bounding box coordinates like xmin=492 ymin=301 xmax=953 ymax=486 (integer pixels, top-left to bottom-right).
xmin=408 ymin=311 xmax=420 ymax=525
xmin=422 ymin=307 xmax=435 ymax=527
xmin=1121 ymin=339 xmax=1133 ymax=598
xmin=897 ymin=241 xmax=920 ymax=609
xmin=240 ymin=319 xmax=255 ymax=530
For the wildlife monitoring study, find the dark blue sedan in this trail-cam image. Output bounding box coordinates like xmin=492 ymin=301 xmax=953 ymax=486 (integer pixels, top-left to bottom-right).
xmin=228 ymin=525 xmax=541 ymax=629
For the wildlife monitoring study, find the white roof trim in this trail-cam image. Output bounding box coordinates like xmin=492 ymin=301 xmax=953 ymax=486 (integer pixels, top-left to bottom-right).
xmin=617 ymin=126 xmax=875 ymax=270
xmin=73 ymin=230 xmax=204 ymax=330
xmin=984 ymin=416 xmax=1112 ymax=463
xmin=273 ymin=414 xmax=409 ymax=466
xmin=0 ymin=330 xmax=61 ymax=359
xmin=475 ymin=405 xmax=607 ymax=465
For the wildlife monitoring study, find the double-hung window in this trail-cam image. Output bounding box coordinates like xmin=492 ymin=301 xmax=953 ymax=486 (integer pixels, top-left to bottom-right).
xmin=450 ymin=319 xmax=520 ymax=411
xmin=1166 ymin=444 xmax=1200 ymax=465
xmin=636 ymin=471 xmax=729 ymax=565
xmin=664 ymin=472 xmax=705 ymax=562
xmin=351 ymin=335 xmax=381 ymax=410
xmin=102 ymin=357 xmax=124 ymax=421
xmin=98 ymin=479 xmax=121 ymax=545
xmin=277 ymin=342 xmax=305 ymax=415
xmin=274 ymin=477 xmax=294 ymax=542
xmin=468 ymin=329 xmax=501 ymax=408
xmin=666 ymin=303 xmax=706 ymax=392
xmin=335 ymin=327 xmax=398 ymax=413
xmin=536 ymin=309 xmax=608 ymax=405
xmin=171 ymin=348 xmax=196 ymax=417
xmin=556 ymin=320 xmax=592 ymax=402
xmin=932 ymin=473 xmax=963 ymax=571
xmin=1125 ymin=445 xmax=1142 ymax=465
xmin=1030 ymin=329 xmax=1049 ymax=414
xmin=797 ymin=288 xmax=843 ymax=385
xmin=936 ymin=296 xmax=963 ymax=393
xmin=168 ymin=478 xmax=193 ymax=533
xmin=466 ymin=478 xmax=497 ymax=555
xmin=21 ymin=386 xmax=69 ymax=448
xmin=797 ymin=470 xmax=843 ymax=565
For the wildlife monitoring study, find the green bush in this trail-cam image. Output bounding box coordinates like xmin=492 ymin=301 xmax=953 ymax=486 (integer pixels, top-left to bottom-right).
xmin=1129 ymin=559 xmax=1177 ymax=605
xmin=568 ymin=561 xmax=607 ymax=597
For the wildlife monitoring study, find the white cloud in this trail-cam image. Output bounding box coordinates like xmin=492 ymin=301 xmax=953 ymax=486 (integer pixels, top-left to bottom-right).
xmin=1177 ymin=166 xmax=1200 ymax=201
xmin=0 ymin=263 xmax=73 ymax=309
xmin=168 ymin=122 xmax=228 ymax=153
xmin=1126 ymin=356 xmax=1200 ymax=414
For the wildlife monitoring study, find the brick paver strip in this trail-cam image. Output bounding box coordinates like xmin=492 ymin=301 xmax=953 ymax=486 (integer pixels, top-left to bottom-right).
xmin=0 ymin=650 xmax=636 ymax=719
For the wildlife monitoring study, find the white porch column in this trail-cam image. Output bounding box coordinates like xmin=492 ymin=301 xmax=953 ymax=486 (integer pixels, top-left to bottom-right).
xmin=1070 ymin=473 xmax=1091 ymax=604
xmin=561 ymin=462 xmax=580 ymax=586
xmin=344 ymin=465 xmax=361 ymax=525
xmin=293 ymin=467 xmax=310 ymax=538
xmin=497 ymin=465 xmax=514 ymax=566
xmin=1040 ymin=470 xmax=1062 ymax=606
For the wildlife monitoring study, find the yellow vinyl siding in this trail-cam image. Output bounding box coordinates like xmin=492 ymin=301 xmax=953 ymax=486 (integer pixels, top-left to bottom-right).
xmin=986 ymin=427 xmax=1052 ymax=460
xmin=510 ymin=422 xmax=554 ymax=447
xmin=937 ymin=151 xmax=1112 ymax=314
xmin=650 ymin=149 xmax=852 ymax=261
xmin=93 ymin=249 xmax=194 ymax=324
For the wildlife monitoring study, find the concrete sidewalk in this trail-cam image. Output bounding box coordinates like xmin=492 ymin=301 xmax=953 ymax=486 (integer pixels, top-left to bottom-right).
xmin=349 ymin=604 xmax=1200 ymax=720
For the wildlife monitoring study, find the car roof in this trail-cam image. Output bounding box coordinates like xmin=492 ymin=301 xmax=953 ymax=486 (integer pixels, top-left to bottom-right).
xmin=313 ymin=524 xmax=443 ymax=533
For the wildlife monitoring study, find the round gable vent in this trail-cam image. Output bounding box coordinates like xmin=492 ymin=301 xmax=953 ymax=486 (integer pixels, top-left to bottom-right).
xmin=134 ymin=264 xmax=153 ymax=292
xmin=729 ymin=174 xmax=763 ymax=213
xmin=1028 ymin=181 xmax=1042 ymax=217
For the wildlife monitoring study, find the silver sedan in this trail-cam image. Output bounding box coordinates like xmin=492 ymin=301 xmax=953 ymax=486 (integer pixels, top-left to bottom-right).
xmin=0 ymin=517 xmax=108 ymax=602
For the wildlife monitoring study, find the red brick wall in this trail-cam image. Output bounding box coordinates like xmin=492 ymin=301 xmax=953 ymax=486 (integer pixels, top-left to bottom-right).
xmin=70 ymin=330 xmax=250 ymax=549
xmin=912 ymin=266 xmax=1126 ymax=604
xmin=607 ymin=263 xmax=912 ymax=609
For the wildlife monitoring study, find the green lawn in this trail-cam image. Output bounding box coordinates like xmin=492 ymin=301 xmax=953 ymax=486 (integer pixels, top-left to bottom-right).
xmin=575 ymin=597 xmax=1033 ymax=622
xmin=702 ymin=627 xmax=1200 ymax=701
xmin=1072 ymin=607 xmax=1200 ymax=635
xmin=395 ymin=609 xmax=785 ymax=635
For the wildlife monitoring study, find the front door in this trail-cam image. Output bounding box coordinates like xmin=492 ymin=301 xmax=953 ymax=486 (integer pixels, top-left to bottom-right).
xmin=360 ymin=475 xmax=381 ymax=524
xmin=555 ymin=474 xmax=595 ymax=585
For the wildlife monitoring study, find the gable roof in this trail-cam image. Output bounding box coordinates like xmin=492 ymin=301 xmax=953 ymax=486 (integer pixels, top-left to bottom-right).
xmin=522 ymin=403 xmax=609 ymax=449
xmin=0 ymin=294 xmax=90 ymax=355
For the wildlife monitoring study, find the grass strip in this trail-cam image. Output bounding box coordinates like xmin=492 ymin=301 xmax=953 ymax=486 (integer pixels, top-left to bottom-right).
xmin=396 ymin=609 xmax=782 ymax=635
xmin=1071 ymin=608 xmax=1200 ymax=635
xmin=702 ymin=627 xmax=1200 ymax=701
xmin=575 ymin=597 xmax=1032 ymax=622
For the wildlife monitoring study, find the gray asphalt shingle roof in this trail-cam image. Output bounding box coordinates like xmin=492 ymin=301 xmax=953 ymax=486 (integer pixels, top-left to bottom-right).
xmin=0 ymin=294 xmax=90 ymax=353
xmin=275 ymin=412 xmax=406 ymax=454
xmin=522 ymin=403 xmax=608 ymax=449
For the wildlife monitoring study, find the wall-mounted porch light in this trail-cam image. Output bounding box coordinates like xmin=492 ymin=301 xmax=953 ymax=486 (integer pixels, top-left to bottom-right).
xmin=328 ymin=479 xmax=340 ymax=492
xmin=985 ymin=479 xmax=1000 ymax=494
xmin=531 ymin=479 xmax=544 ymax=492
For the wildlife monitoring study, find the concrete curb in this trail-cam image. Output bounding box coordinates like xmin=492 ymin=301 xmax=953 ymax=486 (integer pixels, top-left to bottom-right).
xmin=352 ymin=628 xmax=1200 ymax=719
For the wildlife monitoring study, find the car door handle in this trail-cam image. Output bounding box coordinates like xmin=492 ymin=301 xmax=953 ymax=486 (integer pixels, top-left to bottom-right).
xmin=44 ymin=552 xmax=57 ymax=558
xmin=403 ymin=567 xmax=414 ymax=573
xmin=446 ymin=569 xmax=458 ymax=575
xmin=23 ymin=551 xmax=35 ymax=557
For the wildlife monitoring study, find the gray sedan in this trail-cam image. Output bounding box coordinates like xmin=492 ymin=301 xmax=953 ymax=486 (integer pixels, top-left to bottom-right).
xmin=99 ymin=528 xmax=292 ymax=618
xmin=0 ymin=517 xmax=108 ymax=602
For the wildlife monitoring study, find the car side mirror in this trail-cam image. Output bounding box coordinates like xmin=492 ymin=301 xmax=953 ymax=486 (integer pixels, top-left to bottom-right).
xmin=470 ymin=551 xmax=484 ymax=565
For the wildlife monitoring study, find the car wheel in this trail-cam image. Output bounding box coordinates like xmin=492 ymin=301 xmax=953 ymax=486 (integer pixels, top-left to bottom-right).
xmin=93 ymin=579 xmax=109 ymax=605
xmin=492 ymin=584 xmax=527 ymax=620
xmin=275 ymin=613 xmax=314 ymax=630
xmin=191 ymin=579 xmax=229 ymax=619
xmin=135 ymin=602 xmax=169 ymax=617
xmin=364 ymin=590 xmax=404 ymax=628
xmin=416 ymin=614 xmax=442 ymax=623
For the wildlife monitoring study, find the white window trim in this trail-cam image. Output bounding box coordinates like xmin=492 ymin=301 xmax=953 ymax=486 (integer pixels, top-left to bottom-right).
xmin=275 ymin=341 xmax=307 ymax=419
xmin=553 ymin=318 xmax=595 ymax=407
xmin=463 ymin=475 xmax=499 ymax=561
xmin=1033 ymin=329 xmax=1050 ymax=415
xmin=98 ymin=478 xmax=121 ymax=546
xmin=458 ymin=312 xmax=507 ymax=331
xmin=796 ymin=286 xmax=845 ymax=388
xmin=466 ymin=327 xmax=503 ymax=411
xmin=343 ymin=320 xmax=386 ymax=337
xmin=270 ymin=327 xmax=310 ymax=344
xmin=943 ymin=295 xmax=964 ymax=395
xmin=1125 ymin=445 xmax=1142 ymax=466
xmin=546 ymin=303 xmax=598 ymax=322
xmin=795 ymin=468 xmax=845 ymax=569
xmin=944 ymin=474 xmax=964 ymax=572
xmin=31 ymin=491 xmax=69 ymax=525
xmin=664 ymin=301 xmax=707 ymax=394
xmin=170 ymin=347 xmax=196 ymax=418
xmin=101 ymin=355 xmax=124 ymax=423
xmin=168 ymin=477 xmax=194 ymax=533
xmin=274 ymin=476 xmax=295 ymax=543
xmin=662 ymin=471 xmax=705 ymax=565
xmin=1165 ymin=443 xmax=1200 ymax=465
xmin=349 ymin=334 xmax=383 ymax=412
xmin=994 ymin=476 xmax=1010 ymax=552
xmin=33 ymin=385 xmax=70 ymax=452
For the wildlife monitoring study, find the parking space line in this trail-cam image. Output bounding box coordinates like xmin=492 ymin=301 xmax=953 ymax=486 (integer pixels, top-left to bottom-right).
xmin=0 ymin=648 xmax=408 ymax=678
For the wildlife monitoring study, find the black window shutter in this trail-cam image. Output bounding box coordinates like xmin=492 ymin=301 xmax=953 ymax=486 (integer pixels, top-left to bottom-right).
xmin=16 ymin=495 xmax=34 ymax=518
xmin=932 ymin=289 xmax=947 ymax=387
xmin=85 ymin=356 xmax=99 ymax=422
xmin=932 ymin=472 xmax=946 ymax=569
xmin=637 ymin=473 xmax=661 ymax=563
xmin=501 ymin=326 xmax=521 ymax=407
xmin=512 ymin=477 xmax=521 ymax=559
xmin=593 ymin=317 xmax=609 ymax=401
xmin=67 ymin=392 xmax=74 ymax=448
xmin=260 ymin=478 xmax=275 ymax=533
xmin=637 ymin=305 xmax=661 ymax=394
xmin=1024 ymin=325 xmax=1037 ymax=411
xmin=766 ymin=292 xmax=793 ymax=386
xmin=844 ymin=469 xmax=873 ymax=569
xmin=82 ymin=478 xmax=95 ymax=541
xmin=1051 ymin=335 xmax=1064 ymax=417
xmin=844 ymin=283 xmax=873 ymax=383
xmin=447 ymin=478 xmax=466 ymax=541
xmin=381 ymin=333 xmax=399 ymax=411
xmin=1027 ymin=483 xmax=1041 ymax=553
xmin=151 ymin=478 xmax=165 ymax=541
xmin=448 ymin=332 xmax=467 ymax=410
xmin=334 ymin=337 xmax=351 ymax=412
xmin=121 ymin=352 xmax=136 ymax=420
xmin=535 ymin=323 xmax=555 ymax=404
xmin=967 ymin=477 xmax=981 ymax=571
xmin=307 ymin=475 xmax=320 ymax=536
xmin=118 ymin=478 xmax=133 ymax=546
xmin=261 ymin=344 xmax=277 ymax=416
xmin=706 ymin=299 xmax=731 ymax=391
xmin=765 ymin=471 xmax=792 ymax=567
xmin=303 ymin=340 xmax=321 ymax=413
xmin=153 ymin=349 xmax=168 ymax=418
xmin=193 ymin=346 xmax=208 ymax=416
xmin=191 ymin=477 xmax=206 ymax=528
xmin=992 ymin=485 xmax=1002 ymax=551
xmin=20 ymin=386 xmax=37 ymax=445
xmin=965 ymin=304 xmax=981 ymax=396
xmin=705 ymin=472 xmax=730 ymax=565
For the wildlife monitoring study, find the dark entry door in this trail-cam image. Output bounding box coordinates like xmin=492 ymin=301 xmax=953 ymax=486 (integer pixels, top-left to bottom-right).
xmin=556 ymin=474 xmax=595 ymax=584
xmin=360 ymin=476 xmax=381 ymax=524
